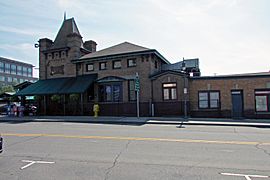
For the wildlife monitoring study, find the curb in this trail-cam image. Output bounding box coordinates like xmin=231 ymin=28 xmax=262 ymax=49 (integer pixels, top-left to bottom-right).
xmin=0 ymin=119 xmax=270 ymax=128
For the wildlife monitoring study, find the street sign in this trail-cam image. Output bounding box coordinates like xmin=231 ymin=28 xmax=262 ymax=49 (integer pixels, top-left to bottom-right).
xmin=135 ymin=77 xmax=140 ymax=91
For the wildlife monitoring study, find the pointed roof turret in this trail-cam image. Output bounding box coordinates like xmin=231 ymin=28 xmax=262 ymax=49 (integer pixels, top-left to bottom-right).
xmin=52 ymin=17 xmax=82 ymax=49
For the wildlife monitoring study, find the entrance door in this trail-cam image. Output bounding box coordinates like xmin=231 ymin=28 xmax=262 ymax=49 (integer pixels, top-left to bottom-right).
xmin=231 ymin=90 xmax=243 ymax=119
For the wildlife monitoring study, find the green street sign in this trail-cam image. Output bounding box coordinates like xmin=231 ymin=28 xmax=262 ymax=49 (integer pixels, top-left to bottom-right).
xmin=135 ymin=77 xmax=140 ymax=91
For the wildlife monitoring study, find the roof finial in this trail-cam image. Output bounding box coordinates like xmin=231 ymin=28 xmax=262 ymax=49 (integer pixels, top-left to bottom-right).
xmin=64 ymin=12 xmax=66 ymax=21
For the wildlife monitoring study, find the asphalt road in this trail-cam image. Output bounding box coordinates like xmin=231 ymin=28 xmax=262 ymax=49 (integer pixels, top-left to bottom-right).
xmin=0 ymin=120 xmax=270 ymax=180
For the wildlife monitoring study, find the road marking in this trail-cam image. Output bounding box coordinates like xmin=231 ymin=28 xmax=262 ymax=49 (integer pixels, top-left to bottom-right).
xmin=3 ymin=133 xmax=270 ymax=146
xmin=21 ymin=160 xmax=55 ymax=170
xmin=221 ymin=173 xmax=269 ymax=180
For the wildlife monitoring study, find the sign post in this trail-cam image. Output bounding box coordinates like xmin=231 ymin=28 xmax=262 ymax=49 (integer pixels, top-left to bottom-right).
xmin=135 ymin=73 xmax=140 ymax=118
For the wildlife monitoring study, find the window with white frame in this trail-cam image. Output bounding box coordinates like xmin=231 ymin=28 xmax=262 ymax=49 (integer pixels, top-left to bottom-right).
xmin=86 ymin=64 xmax=94 ymax=72
xmin=255 ymin=90 xmax=270 ymax=112
xmin=163 ymin=83 xmax=177 ymax=100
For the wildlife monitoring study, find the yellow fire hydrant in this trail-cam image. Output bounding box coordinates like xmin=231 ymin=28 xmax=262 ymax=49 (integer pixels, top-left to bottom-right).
xmin=93 ymin=103 xmax=99 ymax=117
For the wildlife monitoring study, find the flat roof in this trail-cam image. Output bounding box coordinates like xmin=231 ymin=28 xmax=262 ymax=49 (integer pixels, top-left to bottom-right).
xmin=191 ymin=72 xmax=270 ymax=80
xmin=0 ymin=57 xmax=34 ymax=67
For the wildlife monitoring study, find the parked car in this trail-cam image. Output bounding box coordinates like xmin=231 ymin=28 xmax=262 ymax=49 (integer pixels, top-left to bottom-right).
xmin=0 ymin=134 xmax=2 ymax=153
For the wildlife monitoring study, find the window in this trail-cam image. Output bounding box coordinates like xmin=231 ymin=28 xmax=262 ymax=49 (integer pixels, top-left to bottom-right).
xmin=23 ymin=67 xmax=27 ymax=76
xmin=5 ymin=63 xmax=10 ymax=74
xmin=11 ymin=64 xmax=16 ymax=75
xmin=0 ymin=62 xmax=4 ymax=73
xmin=86 ymin=64 xmax=94 ymax=72
xmin=163 ymin=83 xmax=177 ymax=100
xmin=99 ymin=62 xmax=107 ymax=70
xmin=155 ymin=61 xmax=158 ymax=69
xmin=255 ymin=90 xmax=270 ymax=112
xmin=7 ymin=77 xmax=12 ymax=82
xmin=99 ymin=83 xmax=122 ymax=102
xmin=17 ymin=66 xmax=22 ymax=75
xmin=127 ymin=58 xmax=136 ymax=67
xmin=13 ymin=77 xmax=18 ymax=83
xmin=199 ymin=92 xmax=208 ymax=108
xmin=128 ymin=80 xmax=136 ymax=101
xmin=27 ymin=68 xmax=32 ymax=77
xmin=113 ymin=60 xmax=121 ymax=69
xmin=61 ymin=51 xmax=66 ymax=57
xmin=0 ymin=76 xmax=4 ymax=81
xmin=198 ymin=91 xmax=220 ymax=109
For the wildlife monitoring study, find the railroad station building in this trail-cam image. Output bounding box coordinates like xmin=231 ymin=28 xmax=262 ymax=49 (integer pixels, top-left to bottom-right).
xmin=17 ymin=17 xmax=270 ymax=119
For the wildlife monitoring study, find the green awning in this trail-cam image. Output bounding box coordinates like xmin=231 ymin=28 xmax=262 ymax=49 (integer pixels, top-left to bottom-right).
xmin=16 ymin=74 xmax=97 ymax=96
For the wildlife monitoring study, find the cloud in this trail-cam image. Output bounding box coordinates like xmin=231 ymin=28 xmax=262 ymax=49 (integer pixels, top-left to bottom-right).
xmin=0 ymin=43 xmax=38 ymax=67
xmin=0 ymin=43 xmax=34 ymax=51
xmin=0 ymin=0 xmax=269 ymax=76
xmin=0 ymin=25 xmax=53 ymax=37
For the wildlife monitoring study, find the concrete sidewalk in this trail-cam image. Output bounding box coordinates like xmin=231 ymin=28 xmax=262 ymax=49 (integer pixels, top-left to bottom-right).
xmin=0 ymin=115 xmax=270 ymax=128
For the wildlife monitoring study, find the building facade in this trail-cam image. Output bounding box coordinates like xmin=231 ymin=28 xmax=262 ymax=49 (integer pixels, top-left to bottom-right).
xmin=0 ymin=57 xmax=38 ymax=87
xmin=17 ymin=17 xmax=270 ymax=119
xmin=189 ymin=73 xmax=270 ymax=119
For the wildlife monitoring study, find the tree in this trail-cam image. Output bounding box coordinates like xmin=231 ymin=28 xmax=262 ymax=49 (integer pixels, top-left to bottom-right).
xmin=0 ymin=85 xmax=15 ymax=94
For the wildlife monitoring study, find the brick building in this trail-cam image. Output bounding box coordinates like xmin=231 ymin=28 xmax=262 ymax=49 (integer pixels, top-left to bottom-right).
xmin=189 ymin=73 xmax=270 ymax=119
xmin=17 ymin=17 xmax=270 ymax=119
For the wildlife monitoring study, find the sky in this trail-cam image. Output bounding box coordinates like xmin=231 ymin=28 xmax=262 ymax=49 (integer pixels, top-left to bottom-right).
xmin=0 ymin=0 xmax=269 ymax=77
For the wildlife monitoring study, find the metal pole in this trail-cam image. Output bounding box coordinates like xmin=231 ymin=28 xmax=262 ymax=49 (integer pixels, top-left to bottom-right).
xmin=184 ymin=75 xmax=188 ymax=119
xmin=44 ymin=95 xmax=46 ymax=115
xmin=81 ymin=93 xmax=83 ymax=115
xmin=136 ymin=72 xmax=140 ymax=118
xmin=63 ymin=95 xmax=66 ymax=116
xmin=137 ymin=90 xmax=139 ymax=118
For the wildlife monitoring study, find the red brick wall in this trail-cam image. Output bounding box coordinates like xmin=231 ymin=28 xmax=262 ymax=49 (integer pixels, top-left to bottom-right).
xmin=189 ymin=77 xmax=270 ymax=118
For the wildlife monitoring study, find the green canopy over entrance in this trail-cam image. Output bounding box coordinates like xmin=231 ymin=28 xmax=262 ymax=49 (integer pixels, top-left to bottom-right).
xmin=16 ymin=74 xmax=97 ymax=96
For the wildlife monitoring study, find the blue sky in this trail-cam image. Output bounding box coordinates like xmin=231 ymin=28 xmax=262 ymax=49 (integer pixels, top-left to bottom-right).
xmin=0 ymin=0 xmax=269 ymax=77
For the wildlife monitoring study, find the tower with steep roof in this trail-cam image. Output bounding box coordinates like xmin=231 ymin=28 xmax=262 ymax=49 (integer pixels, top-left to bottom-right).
xmin=38 ymin=17 xmax=97 ymax=80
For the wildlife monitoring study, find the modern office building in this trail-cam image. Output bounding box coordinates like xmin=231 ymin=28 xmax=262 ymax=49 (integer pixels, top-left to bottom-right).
xmin=0 ymin=57 xmax=38 ymax=86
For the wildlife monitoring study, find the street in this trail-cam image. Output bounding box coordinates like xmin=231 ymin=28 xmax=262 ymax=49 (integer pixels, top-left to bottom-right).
xmin=0 ymin=120 xmax=270 ymax=180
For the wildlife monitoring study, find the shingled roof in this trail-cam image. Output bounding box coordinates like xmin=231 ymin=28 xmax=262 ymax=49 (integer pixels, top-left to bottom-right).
xmin=77 ymin=42 xmax=170 ymax=64
xmin=80 ymin=42 xmax=148 ymax=59
xmin=52 ymin=18 xmax=82 ymax=49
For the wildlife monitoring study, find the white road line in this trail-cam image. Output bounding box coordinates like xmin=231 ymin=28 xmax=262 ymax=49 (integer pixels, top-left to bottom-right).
xmin=221 ymin=172 xmax=269 ymax=179
xmin=21 ymin=160 xmax=55 ymax=170
xmin=21 ymin=161 xmax=35 ymax=170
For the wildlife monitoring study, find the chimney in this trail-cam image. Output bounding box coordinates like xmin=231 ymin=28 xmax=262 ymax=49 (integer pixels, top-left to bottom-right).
xmin=84 ymin=40 xmax=97 ymax=53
